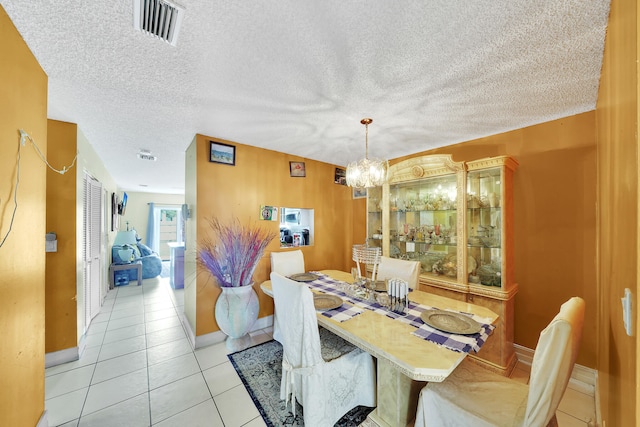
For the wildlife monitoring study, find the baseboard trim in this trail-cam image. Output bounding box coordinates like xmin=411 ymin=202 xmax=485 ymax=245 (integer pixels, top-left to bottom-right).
xmin=180 ymin=312 xmax=238 ymax=350
xmin=37 ymin=410 xmax=48 ymax=427
xmin=514 ymin=343 xmax=596 ymax=396
xmin=45 ymin=346 xmax=79 ymax=368
xmin=594 ymin=369 xmax=602 ymax=426
xmin=252 ymin=315 xmax=273 ymax=331
xmin=194 ymin=330 xmax=227 ymax=349
xmin=77 ymin=333 xmax=87 ymax=359
xmin=513 ymin=343 xmax=534 ymax=366
xmin=182 ymin=314 xmax=275 ymax=350
xmin=181 ymin=312 xmax=197 ymax=349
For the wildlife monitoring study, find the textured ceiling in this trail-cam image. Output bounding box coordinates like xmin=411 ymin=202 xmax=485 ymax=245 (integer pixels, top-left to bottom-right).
xmin=2 ymin=0 xmax=610 ymax=194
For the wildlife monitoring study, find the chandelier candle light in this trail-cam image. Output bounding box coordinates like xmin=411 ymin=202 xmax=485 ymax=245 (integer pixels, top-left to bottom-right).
xmin=346 ymin=118 xmax=388 ymax=188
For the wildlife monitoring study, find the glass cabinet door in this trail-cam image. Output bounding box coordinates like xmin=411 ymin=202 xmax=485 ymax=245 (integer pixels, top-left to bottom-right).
xmin=388 ymin=174 xmax=459 ymax=281
xmin=467 ymin=167 xmax=502 ymax=287
xmin=366 ymin=186 xmax=382 ymax=249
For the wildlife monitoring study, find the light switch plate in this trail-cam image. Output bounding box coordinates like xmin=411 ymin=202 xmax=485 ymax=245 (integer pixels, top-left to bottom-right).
xmin=45 ymin=240 xmax=57 ymax=252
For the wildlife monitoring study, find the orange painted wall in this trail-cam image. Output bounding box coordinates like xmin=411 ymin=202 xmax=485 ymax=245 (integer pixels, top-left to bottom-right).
xmin=193 ymin=134 xmax=356 ymax=336
xmin=595 ymin=0 xmax=638 ymax=424
xmin=46 ymin=120 xmax=79 ymax=352
xmin=0 ymin=5 xmax=48 ymax=425
xmin=393 ymin=112 xmax=597 ymax=368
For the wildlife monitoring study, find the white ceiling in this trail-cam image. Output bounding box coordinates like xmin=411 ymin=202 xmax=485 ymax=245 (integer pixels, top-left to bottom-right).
xmin=2 ymin=0 xmax=610 ymax=195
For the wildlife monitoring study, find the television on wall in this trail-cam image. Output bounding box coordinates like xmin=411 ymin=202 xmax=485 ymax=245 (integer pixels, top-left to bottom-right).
xmin=118 ymin=192 xmax=128 ymax=215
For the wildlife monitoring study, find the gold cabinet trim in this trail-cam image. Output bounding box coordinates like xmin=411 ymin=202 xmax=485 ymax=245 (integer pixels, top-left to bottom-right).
xmin=466 ymin=155 xmax=519 ymax=172
xmin=389 ymin=154 xmax=465 ymax=184
xmin=468 ymin=283 xmax=519 ymax=300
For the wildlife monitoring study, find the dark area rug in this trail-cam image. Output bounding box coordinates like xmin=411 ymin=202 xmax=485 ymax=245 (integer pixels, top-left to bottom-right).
xmin=228 ymin=339 xmax=375 ymax=426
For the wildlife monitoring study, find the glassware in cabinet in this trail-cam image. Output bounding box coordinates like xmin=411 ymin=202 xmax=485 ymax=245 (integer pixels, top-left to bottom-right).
xmin=384 ymin=155 xmax=466 ymax=283
xmin=466 ymin=156 xmax=518 ymax=292
xmin=467 ymin=167 xmax=502 ymax=286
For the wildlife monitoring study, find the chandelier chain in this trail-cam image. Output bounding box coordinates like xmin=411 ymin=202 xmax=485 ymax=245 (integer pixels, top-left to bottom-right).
xmin=365 ymin=122 xmax=369 ymax=159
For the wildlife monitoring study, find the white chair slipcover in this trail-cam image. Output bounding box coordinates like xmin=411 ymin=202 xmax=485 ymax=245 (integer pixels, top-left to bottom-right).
xmin=377 ymin=256 xmax=421 ymax=289
xmin=270 ymin=250 xmax=306 ymax=343
xmin=415 ymin=296 xmax=585 ymax=427
xmin=270 ymin=272 xmax=376 ymax=427
xmin=270 ymin=250 xmax=305 ymax=277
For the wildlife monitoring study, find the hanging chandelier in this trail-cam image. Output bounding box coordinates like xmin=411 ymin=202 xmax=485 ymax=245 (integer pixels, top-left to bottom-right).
xmin=346 ymin=118 xmax=388 ymax=188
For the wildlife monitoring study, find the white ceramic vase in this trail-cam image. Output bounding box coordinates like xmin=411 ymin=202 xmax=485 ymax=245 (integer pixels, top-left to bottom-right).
xmin=215 ymin=284 xmax=259 ymax=351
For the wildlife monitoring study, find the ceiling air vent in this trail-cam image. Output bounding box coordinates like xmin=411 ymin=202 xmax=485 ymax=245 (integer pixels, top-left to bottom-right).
xmin=134 ymin=0 xmax=184 ymax=46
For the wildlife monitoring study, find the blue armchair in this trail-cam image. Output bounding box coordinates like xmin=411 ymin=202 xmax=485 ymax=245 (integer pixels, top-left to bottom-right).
xmin=112 ymin=242 xmax=162 ymax=281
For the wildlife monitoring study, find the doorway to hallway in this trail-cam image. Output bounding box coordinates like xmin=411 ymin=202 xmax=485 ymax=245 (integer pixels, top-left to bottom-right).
xmin=158 ymin=207 xmax=179 ymax=260
xmin=148 ymin=204 xmax=184 ymax=261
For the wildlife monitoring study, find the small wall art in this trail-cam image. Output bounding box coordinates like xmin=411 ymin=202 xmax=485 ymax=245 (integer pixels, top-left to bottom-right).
xmin=352 ymin=187 xmax=367 ymax=199
xmin=334 ymin=167 xmax=346 ymax=185
xmin=260 ymin=205 xmax=278 ymax=221
xmin=210 ymin=141 xmax=236 ymax=165
xmin=289 ymin=161 xmax=306 ymax=177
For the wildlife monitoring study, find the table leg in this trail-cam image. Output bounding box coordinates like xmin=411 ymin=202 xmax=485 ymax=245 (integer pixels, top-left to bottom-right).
xmin=364 ymin=358 xmax=425 ymax=427
xmin=109 ymin=262 xmax=143 ymax=288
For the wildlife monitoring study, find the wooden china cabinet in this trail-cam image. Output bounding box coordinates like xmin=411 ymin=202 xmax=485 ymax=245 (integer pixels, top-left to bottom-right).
xmin=368 ymin=154 xmax=519 ymax=375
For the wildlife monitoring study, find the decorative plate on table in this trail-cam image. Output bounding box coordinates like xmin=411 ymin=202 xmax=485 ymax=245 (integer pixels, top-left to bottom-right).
xmin=288 ymin=272 xmax=319 ymax=282
xmin=313 ymin=295 xmax=343 ymax=311
xmin=420 ymin=309 xmax=482 ymax=335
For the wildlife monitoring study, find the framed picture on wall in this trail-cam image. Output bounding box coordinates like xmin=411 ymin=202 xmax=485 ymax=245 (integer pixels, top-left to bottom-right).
xmin=260 ymin=205 xmax=278 ymax=221
xmin=334 ymin=167 xmax=346 ymax=185
xmin=210 ymin=141 xmax=236 ymax=165
xmin=289 ymin=161 xmax=306 ymax=177
xmin=352 ymin=187 xmax=367 ymax=199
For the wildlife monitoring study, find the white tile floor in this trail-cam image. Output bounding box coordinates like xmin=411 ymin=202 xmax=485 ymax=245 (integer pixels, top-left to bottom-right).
xmin=510 ymin=361 xmax=597 ymax=427
xmin=45 ymin=277 xmax=597 ymax=426
xmin=45 ymin=277 xmax=271 ymax=427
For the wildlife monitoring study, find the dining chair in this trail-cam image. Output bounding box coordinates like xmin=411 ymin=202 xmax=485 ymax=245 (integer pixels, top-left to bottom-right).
xmin=352 ymin=244 xmax=381 ymax=281
xmin=414 ymin=296 xmax=585 ymax=427
xmin=376 ymin=256 xmax=421 ymax=289
xmin=270 ymin=272 xmax=376 ymax=427
xmin=270 ymin=249 xmax=305 ymax=276
xmin=270 ymin=250 xmax=306 ymax=343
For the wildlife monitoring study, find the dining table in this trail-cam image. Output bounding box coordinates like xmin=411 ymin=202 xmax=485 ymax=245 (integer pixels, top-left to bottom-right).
xmin=260 ymin=269 xmax=499 ymax=427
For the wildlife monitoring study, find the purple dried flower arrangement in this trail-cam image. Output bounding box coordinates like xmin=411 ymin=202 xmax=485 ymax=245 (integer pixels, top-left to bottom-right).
xmin=198 ymin=217 xmax=277 ymax=287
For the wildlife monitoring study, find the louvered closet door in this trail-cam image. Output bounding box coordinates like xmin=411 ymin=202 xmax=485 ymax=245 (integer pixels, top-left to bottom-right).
xmin=83 ymin=173 xmax=103 ymax=329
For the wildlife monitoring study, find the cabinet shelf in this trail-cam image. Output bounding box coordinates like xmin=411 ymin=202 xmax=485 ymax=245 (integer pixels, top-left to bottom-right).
xmin=468 ymin=243 xmax=501 ymax=248
xmin=390 ymin=240 xmax=457 ymax=245
xmin=391 ymin=208 xmax=458 ymax=213
xmin=467 ymin=206 xmax=501 ymax=212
